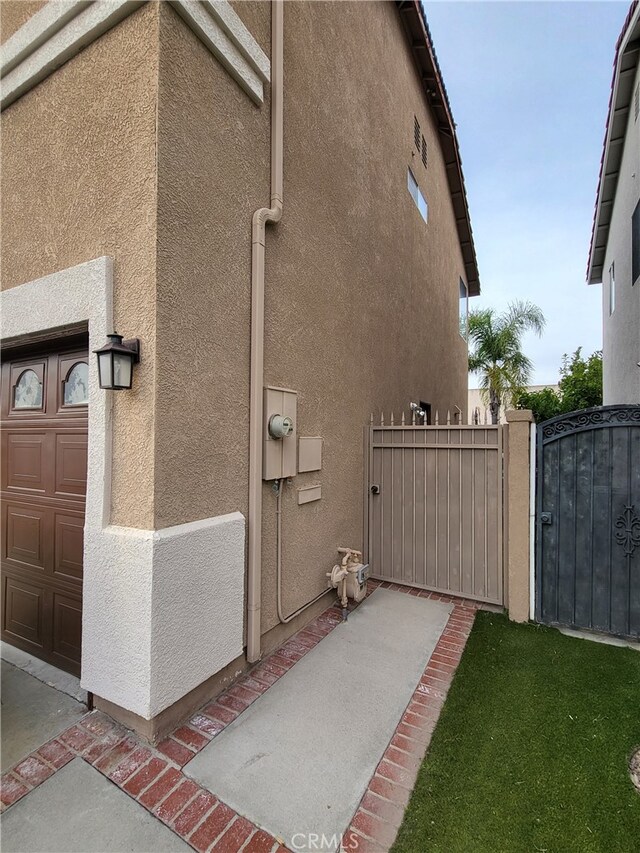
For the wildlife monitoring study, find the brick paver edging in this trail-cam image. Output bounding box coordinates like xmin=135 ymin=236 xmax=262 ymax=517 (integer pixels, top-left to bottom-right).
xmin=1 ymin=581 xmax=484 ymax=852
xmin=339 ymin=579 xmax=480 ymax=852
xmin=0 ymin=605 xmax=345 ymax=852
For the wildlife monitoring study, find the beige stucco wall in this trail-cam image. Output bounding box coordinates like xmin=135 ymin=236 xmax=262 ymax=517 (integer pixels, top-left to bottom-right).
xmin=0 ymin=2 xmax=159 ymax=530
xmin=153 ymin=1 xmax=269 ymax=531
xmin=3 ymin=0 xmax=471 ymax=645
xmin=155 ymin=1 xmax=469 ymax=634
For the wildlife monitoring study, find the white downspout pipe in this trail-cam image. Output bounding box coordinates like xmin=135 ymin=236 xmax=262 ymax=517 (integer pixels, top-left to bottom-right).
xmin=247 ymin=0 xmax=284 ymax=663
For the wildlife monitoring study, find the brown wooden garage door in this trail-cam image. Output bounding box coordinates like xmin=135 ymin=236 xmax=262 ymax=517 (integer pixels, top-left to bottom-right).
xmin=1 ymin=341 xmax=88 ymax=676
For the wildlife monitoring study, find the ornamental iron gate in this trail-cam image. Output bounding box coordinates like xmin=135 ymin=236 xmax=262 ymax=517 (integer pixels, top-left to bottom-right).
xmin=536 ymin=405 xmax=640 ymax=639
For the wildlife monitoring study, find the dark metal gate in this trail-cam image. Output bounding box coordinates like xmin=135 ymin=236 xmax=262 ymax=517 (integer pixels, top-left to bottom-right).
xmin=536 ymin=405 xmax=640 ymax=639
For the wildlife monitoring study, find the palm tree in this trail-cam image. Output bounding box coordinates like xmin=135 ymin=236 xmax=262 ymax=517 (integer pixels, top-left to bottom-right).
xmin=468 ymin=300 xmax=545 ymax=424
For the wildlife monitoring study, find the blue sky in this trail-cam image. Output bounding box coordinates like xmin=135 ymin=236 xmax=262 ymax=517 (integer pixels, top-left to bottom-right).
xmin=423 ymin=0 xmax=629 ymax=384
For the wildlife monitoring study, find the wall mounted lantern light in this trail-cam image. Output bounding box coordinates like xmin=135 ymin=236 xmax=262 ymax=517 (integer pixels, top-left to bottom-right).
xmin=93 ymin=333 xmax=140 ymax=390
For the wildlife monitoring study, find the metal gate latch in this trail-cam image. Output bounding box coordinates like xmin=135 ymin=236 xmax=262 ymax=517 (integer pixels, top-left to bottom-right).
xmin=370 ymin=484 xmax=380 ymax=495
xmin=541 ymin=511 xmax=552 ymax=525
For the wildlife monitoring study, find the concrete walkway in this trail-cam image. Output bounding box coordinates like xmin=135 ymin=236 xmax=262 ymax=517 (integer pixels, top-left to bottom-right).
xmin=185 ymin=588 xmax=452 ymax=850
xmin=1 ymin=660 xmax=86 ymax=772
xmin=1 ymin=758 xmax=190 ymax=852
xmin=1 ymin=584 xmax=474 ymax=853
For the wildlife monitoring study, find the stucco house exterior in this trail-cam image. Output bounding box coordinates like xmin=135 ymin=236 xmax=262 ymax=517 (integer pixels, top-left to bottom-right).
xmin=587 ymin=0 xmax=640 ymax=404
xmin=0 ymin=0 xmax=479 ymax=739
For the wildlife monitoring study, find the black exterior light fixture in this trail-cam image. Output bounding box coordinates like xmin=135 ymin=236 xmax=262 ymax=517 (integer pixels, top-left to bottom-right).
xmin=93 ymin=333 xmax=140 ymax=390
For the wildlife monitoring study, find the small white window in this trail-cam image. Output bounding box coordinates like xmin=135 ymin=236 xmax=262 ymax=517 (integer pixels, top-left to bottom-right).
xmin=609 ymin=262 xmax=615 ymax=315
xmin=407 ymin=169 xmax=428 ymax=223
xmin=459 ymin=279 xmax=469 ymax=340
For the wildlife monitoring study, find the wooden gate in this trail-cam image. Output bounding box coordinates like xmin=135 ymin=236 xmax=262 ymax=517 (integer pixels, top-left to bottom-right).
xmin=536 ymin=405 xmax=640 ymax=639
xmin=366 ymin=414 xmax=503 ymax=605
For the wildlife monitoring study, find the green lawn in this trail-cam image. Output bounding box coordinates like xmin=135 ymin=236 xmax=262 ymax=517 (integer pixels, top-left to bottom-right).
xmin=393 ymin=612 xmax=640 ymax=853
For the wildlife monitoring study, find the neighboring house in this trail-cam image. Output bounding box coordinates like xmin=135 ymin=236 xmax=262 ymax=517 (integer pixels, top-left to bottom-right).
xmin=0 ymin=0 xmax=479 ymax=739
xmin=468 ymin=385 xmax=559 ymax=425
xmin=587 ymin=0 xmax=640 ymax=404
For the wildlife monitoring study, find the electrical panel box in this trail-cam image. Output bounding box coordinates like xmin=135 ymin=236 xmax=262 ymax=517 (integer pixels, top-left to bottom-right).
xmin=298 ymin=436 xmax=323 ymax=473
xmin=263 ymin=386 xmax=297 ymax=480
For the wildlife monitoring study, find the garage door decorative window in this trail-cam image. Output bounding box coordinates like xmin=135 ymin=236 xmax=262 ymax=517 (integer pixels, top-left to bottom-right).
xmin=14 ymin=369 xmax=42 ymax=409
xmin=64 ymin=362 xmax=89 ymax=406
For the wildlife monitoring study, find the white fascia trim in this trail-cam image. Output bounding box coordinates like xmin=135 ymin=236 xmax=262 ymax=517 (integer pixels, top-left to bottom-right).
xmin=1 ymin=1 xmax=146 ymax=111
xmin=169 ymin=0 xmax=268 ymax=104
xmin=1 ymin=1 xmax=90 ymax=77
xmin=203 ymin=0 xmax=269 ymax=82
xmin=1 ymin=0 xmax=270 ymax=110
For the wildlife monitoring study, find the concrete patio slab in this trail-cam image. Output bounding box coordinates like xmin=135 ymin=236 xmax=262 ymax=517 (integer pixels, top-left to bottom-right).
xmin=185 ymin=588 xmax=452 ymax=850
xmin=1 ymin=641 xmax=87 ymax=703
xmin=0 ymin=758 xmax=190 ymax=852
xmin=1 ymin=660 xmax=86 ymax=772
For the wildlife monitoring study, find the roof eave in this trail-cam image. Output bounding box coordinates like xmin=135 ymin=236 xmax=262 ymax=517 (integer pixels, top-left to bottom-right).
xmin=586 ymin=1 xmax=640 ymax=285
xmin=396 ymin=0 xmax=481 ymax=297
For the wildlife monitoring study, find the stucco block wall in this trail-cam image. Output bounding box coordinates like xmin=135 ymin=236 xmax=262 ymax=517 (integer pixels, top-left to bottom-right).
xmin=0 ymin=2 xmax=159 ymax=530
xmin=154 ymin=1 xmax=469 ymax=635
xmin=602 ymin=59 xmax=640 ymax=405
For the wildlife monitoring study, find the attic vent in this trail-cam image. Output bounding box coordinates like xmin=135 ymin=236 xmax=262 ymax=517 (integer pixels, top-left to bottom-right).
xmin=635 ymin=83 xmax=639 ymax=122
xmin=421 ymin=135 xmax=428 ymax=168
xmin=414 ymin=116 xmax=421 ymax=149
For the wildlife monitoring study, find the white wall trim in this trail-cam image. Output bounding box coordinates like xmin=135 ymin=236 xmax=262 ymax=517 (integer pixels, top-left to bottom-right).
xmin=200 ymin=0 xmax=269 ymax=81
xmin=168 ymin=0 xmax=268 ymax=103
xmin=0 ymin=257 xmax=114 ymax=530
xmin=1 ymin=1 xmax=90 ymax=77
xmin=1 ymin=260 xmax=245 ymax=719
xmin=1 ymin=0 xmax=270 ymax=110
xmin=1 ymin=1 xmax=146 ymax=111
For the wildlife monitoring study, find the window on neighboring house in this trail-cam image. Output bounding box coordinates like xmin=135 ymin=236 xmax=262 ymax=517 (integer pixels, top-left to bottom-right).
xmin=407 ymin=168 xmax=428 ymax=222
xmin=633 ymin=199 xmax=640 ymax=285
xmin=635 ymin=83 xmax=639 ymax=122
xmin=459 ymin=279 xmax=469 ymax=340
xmin=609 ymin=262 xmax=615 ymax=315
